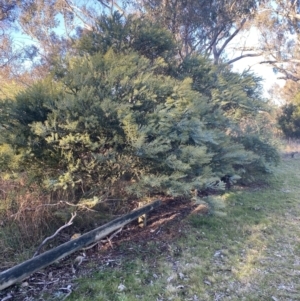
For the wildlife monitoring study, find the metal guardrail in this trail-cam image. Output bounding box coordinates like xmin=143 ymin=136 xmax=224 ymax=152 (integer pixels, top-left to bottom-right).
xmin=0 ymin=199 xmax=161 ymax=291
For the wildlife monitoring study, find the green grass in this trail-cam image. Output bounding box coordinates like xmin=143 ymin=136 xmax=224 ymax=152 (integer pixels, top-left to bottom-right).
xmin=66 ymin=157 xmax=300 ymax=300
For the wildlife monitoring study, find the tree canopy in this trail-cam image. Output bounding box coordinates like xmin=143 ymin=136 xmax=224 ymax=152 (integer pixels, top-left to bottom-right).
xmin=1 ymin=0 xmax=300 ymax=79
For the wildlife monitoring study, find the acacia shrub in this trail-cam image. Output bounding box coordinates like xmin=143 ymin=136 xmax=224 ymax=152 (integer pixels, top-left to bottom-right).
xmin=0 ymin=14 xmax=280 ymax=200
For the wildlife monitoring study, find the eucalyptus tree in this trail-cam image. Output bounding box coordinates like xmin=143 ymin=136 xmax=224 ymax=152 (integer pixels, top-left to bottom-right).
xmin=129 ymin=0 xmax=266 ymax=64
xmin=0 ymin=0 xmax=18 ymax=69
xmin=249 ymin=0 xmax=300 ymax=81
xmin=0 ymin=0 xmax=111 ymax=89
xmin=0 ymin=0 xmax=32 ymax=96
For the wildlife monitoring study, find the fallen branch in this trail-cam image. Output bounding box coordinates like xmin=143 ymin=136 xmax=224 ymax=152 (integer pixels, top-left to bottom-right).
xmin=33 ymin=212 xmax=77 ymax=257
xmin=105 ymin=226 xmax=123 ymax=248
xmin=10 ymin=200 xmax=97 ymax=218
xmin=61 ymin=285 xmax=72 ymax=300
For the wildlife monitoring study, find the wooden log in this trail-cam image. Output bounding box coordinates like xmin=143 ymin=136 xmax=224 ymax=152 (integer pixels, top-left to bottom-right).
xmin=0 ymin=200 xmax=161 ymax=291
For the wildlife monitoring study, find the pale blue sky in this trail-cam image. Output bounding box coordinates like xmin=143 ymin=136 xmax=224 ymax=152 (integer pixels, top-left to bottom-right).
xmin=232 ymin=56 xmax=285 ymax=100
xmin=229 ymin=26 xmax=286 ymax=103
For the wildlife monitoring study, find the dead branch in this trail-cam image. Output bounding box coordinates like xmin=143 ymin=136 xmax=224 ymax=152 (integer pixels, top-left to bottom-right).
xmin=60 ymin=285 xmax=72 ymax=300
xmin=95 ymin=0 xmax=126 ymax=15
xmin=60 ymin=200 xmax=97 ymax=212
xmin=218 ymin=18 xmax=247 ymax=58
xmin=105 ymin=226 xmax=123 ymax=248
xmin=33 ymin=212 xmax=77 ymax=257
xmin=10 ymin=200 xmax=97 ymax=219
xmin=226 ymin=52 xmax=263 ymax=65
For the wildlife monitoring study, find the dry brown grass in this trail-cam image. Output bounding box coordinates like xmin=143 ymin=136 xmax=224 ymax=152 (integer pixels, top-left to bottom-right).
xmin=0 ymin=173 xmax=127 ymax=268
xmin=280 ymin=138 xmax=300 ymax=154
xmin=0 ymin=174 xmax=74 ymax=265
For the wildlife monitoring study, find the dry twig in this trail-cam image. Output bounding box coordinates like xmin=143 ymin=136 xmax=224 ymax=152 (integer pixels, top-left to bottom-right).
xmin=106 ymin=226 xmax=123 ymax=248
xmin=33 ymin=212 xmax=77 ymax=257
xmin=60 ymin=285 xmax=72 ymax=300
xmin=10 ymin=200 xmax=97 ymax=218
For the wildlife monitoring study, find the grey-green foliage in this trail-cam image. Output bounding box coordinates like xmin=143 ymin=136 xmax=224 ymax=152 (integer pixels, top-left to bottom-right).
xmin=0 ymin=14 xmax=279 ymax=199
xmin=45 ymin=52 xmax=233 ymax=196
xmin=278 ymin=93 xmax=300 ymax=139
xmin=176 ymin=55 xmax=280 ymax=178
xmin=77 ymin=12 xmax=176 ymax=62
xmin=0 ymin=50 xmax=211 ymax=196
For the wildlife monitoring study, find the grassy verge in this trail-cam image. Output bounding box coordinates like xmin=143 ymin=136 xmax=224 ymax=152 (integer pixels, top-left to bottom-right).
xmin=66 ymin=157 xmax=300 ymax=301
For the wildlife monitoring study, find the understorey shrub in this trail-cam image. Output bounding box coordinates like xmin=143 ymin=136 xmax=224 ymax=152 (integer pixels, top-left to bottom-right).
xmin=0 ymin=13 xmax=279 ymax=203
